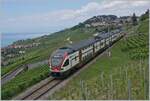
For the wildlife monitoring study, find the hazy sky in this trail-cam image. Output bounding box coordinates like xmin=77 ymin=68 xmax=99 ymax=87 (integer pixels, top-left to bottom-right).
xmin=0 ymin=0 xmax=150 ymax=33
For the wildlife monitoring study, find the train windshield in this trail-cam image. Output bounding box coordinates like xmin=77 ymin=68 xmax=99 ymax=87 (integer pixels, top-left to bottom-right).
xmin=51 ymin=56 xmax=63 ymax=67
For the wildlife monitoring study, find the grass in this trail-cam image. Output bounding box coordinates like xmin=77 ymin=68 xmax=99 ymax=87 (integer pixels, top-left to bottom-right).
xmin=121 ymin=34 xmax=148 ymax=60
xmin=1 ymin=64 xmax=49 ymax=100
xmin=51 ymin=59 xmax=148 ymax=100
xmin=1 ymin=16 xmax=148 ymax=100
xmin=49 ymin=19 xmax=149 ymax=100
xmin=2 ymin=24 xmax=118 ymax=76
xmin=50 ymin=42 xmax=148 ymax=100
xmin=1 ymin=54 xmax=40 ymax=76
xmin=1 ymin=27 xmax=97 ymax=100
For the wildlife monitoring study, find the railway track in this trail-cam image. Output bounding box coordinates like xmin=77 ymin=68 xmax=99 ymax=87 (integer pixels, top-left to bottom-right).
xmin=13 ymin=35 xmax=124 ymax=100
xmin=21 ymin=78 xmax=62 ymax=100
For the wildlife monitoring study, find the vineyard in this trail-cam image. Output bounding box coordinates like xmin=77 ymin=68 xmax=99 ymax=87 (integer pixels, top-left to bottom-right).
xmin=1 ymin=13 xmax=149 ymax=100
xmin=49 ymin=19 xmax=149 ymax=100
xmin=121 ymin=34 xmax=148 ymax=60
xmin=50 ymin=60 xmax=148 ymax=100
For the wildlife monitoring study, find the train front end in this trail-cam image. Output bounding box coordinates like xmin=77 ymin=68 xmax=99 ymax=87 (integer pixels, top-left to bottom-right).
xmin=49 ymin=48 xmax=71 ymax=78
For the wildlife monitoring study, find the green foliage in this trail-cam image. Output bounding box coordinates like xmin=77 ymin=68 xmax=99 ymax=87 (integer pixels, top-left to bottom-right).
xmin=121 ymin=19 xmax=149 ymax=60
xmin=1 ymin=55 xmax=40 ymax=76
xmin=49 ymin=19 xmax=149 ymax=100
xmin=137 ymin=19 xmax=149 ymax=34
xmin=1 ymin=65 xmax=49 ymax=100
xmin=2 ymin=27 xmax=96 ymax=76
xmin=132 ymin=13 xmax=138 ymax=26
xmin=140 ymin=9 xmax=149 ymax=21
xmin=50 ymin=41 xmax=148 ymax=100
xmin=1 ymin=28 xmax=94 ymax=98
xmin=2 ymin=14 xmax=149 ymax=100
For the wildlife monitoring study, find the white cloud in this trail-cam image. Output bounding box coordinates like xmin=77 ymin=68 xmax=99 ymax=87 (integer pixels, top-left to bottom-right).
xmin=102 ymin=1 xmax=125 ymax=9
xmin=0 ymin=0 xmax=150 ymax=33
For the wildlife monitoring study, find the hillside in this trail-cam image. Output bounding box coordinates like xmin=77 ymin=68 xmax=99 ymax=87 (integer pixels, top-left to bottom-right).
xmin=1 ymin=12 xmax=148 ymax=100
xmin=1 ymin=14 xmax=125 ymax=76
xmin=49 ymin=18 xmax=149 ymax=100
xmin=1 ymin=27 xmax=97 ymax=76
xmin=84 ymin=15 xmax=118 ymax=24
xmin=1 ymin=14 xmax=125 ymax=99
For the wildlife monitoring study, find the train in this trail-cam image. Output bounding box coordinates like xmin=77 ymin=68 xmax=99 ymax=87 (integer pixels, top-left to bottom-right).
xmin=48 ymin=29 xmax=124 ymax=78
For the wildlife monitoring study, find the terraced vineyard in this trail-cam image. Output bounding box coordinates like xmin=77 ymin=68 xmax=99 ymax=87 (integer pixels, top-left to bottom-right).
xmin=1 ymin=25 xmax=98 ymax=100
xmin=1 ymin=14 xmax=149 ymax=100
xmin=49 ymin=19 xmax=149 ymax=100
xmin=121 ymin=34 xmax=148 ymax=60
xmin=50 ymin=60 xmax=148 ymax=100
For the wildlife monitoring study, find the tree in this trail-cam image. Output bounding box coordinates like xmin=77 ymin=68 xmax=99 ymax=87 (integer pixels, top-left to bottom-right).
xmin=140 ymin=9 xmax=149 ymax=21
xmin=132 ymin=13 xmax=138 ymax=26
xmin=120 ymin=20 xmax=123 ymax=24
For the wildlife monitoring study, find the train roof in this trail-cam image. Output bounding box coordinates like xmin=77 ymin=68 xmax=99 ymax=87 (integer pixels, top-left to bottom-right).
xmin=97 ymin=31 xmax=117 ymax=39
xmin=51 ymin=48 xmax=73 ymax=57
xmin=68 ymin=30 xmax=120 ymax=51
xmin=66 ymin=38 xmax=96 ymax=51
xmin=57 ymin=29 xmax=121 ymax=54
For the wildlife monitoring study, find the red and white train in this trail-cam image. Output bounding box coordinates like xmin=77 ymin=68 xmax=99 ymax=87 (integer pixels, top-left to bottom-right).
xmin=49 ymin=29 xmax=124 ymax=78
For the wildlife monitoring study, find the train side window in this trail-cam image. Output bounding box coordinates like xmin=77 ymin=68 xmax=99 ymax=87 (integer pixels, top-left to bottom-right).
xmin=63 ymin=59 xmax=69 ymax=67
xmin=75 ymin=56 xmax=77 ymax=61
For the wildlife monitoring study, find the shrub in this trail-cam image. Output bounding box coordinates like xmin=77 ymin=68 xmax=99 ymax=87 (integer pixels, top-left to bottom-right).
xmin=18 ymin=82 xmax=27 ymax=91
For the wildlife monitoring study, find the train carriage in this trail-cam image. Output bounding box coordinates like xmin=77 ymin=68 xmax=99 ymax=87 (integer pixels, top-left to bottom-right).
xmin=49 ymin=29 xmax=123 ymax=78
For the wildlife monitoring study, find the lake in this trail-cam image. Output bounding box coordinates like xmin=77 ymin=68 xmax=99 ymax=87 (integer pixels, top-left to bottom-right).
xmin=1 ymin=33 xmax=50 ymax=48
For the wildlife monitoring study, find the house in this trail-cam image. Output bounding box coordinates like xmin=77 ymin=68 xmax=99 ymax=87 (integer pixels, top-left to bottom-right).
xmin=85 ymin=24 xmax=91 ymax=27
xmin=19 ymin=51 xmax=25 ymax=54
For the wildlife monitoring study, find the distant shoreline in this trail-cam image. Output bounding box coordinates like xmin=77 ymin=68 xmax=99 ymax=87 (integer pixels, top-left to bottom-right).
xmin=1 ymin=33 xmax=51 ymax=48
